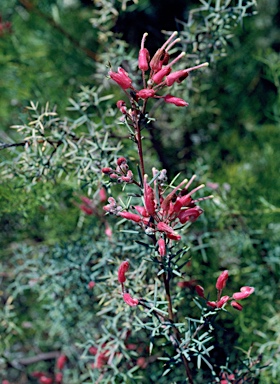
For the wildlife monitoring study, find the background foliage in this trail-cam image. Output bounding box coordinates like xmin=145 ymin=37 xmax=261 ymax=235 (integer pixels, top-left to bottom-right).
xmin=1 ymin=0 xmax=280 ymax=383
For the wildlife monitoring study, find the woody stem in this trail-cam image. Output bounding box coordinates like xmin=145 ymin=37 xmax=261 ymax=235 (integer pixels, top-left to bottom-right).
xmin=135 ymin=120 xmax=145 ymax=181
xmin=163 ymin=271 xmax=193 ymax=383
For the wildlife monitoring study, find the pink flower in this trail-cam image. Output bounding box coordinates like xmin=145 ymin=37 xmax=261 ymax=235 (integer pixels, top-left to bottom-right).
xmin=178 ymin=206 xmax=203 ymax=224
xmin=165 ymin=69 xmax=189 ymax=86
xmin=152 ymin=67 xmax=172 ymax=84
xmin=109 ymin=67 xmax=132 ymax=90
xmin=195 ymin=285 xmax=205 ymax=298
xmin=105 ymin=223 xmax=113 ymax=238
xmin=39 ymin=376 xmax=53 ymax=384
xmin=119 ymin=211 xmax=141 ymax=223
xmin=144 ymin=175 xmax=156 ymax=216
xmin=177 ymin=280 xmax=197 ymax=288
xmin=207 ymin=301 xmax=218 ymax=308
xmin=216 ymin=270 xmax=229 ymax=291
xmin=138 ymin=33 xmax=150 ymax=71
xmin=118 ymin=260 xmax=130 ymax=284
xmin=231 ymin=301 xmax=243 ymax=311
xmin=123 ymin=292 xmax=139 ymax=306
xmin=217 ymin=295 xmax=230 ymax=308
xmin=158 ymin=238 xmax=166 ymax=256
xmin=164 ymin=94 xmax=189 ymax=107
xmin=232 ymin=286 xmax=255 ymax=300
xmin=99 ymin=188 xmax=107 ymax=203
xmin=88 ymin=281 xmax=95 ymax=289
xmin=55 ymin=372 xmax=63 ymax=383
xmin=56 ymin=354 xmax=67 ymax=370
xmin=137 ymin=356 xmax=148 ymax=368
xmin=137 ymin=88 xmax=156 ymax=99
xmin=157 ymin=222 xmax=180 ymax=239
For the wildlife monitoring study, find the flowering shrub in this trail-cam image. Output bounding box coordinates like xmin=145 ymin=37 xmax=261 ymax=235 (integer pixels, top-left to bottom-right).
xmin=2 ymin=0 xmax=279 ymax=382
xmin=94 ymin=31 xmax=256 ymax=382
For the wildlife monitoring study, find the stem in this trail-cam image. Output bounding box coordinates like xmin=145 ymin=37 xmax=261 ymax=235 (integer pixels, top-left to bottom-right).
xmin=135 ymin=120 xmax=145 ymax=180
xmin=161 ymin=262 xmax=193 ymax=383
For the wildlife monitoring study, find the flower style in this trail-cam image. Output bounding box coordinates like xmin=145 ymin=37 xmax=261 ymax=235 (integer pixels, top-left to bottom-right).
xmin=109 ymin=31 xmax=208 ymax=109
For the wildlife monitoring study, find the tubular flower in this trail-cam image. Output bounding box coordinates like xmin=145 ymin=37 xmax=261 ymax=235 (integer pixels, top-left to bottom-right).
xmin=232 ymin=286 xmax=255 ymax=300
xmin=123 ymin=292 xmax=139 ymax=306
xmin=158 ymin=238 xmax=166 ymax=257
xmin=118 ymin=260 xmax=130 ymax=284
xmin=138 ymin=32 xmax=150 ymax=71
xmin=164 ymin=94 xmax=189 ymax=107
xmin=216 ymin=270 xmax=229 ymax=291
xmin=109 ymin=67 xmax=132 ymax=90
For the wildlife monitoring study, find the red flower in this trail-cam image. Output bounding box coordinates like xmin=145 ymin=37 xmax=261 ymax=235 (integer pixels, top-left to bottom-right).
xmin=232 ymin=286 xmax=255 ymax=300
xmin=109 ymin=67 xmax=132 ymax=89
xmin=123 ymin=292 xmax=139 ymax=306
xmin=164 ymin=94 xmax=189 ymax=107
xmin=216 ymin=270 xmax=229 ymax=291
xmin=118 ymin=260 xmax=130 ymax=284
xmin=56 ymin=354 xmax=67 ymax=370
xmin=137 ymin=88 xmax=156 ymax=99
xmin=195 ymin=285 xmax=205 ymax=298
xmin=231 ymin=301 xmax=243 ymax=311
xmin=88 ymin=281 xmax=95 ymax=289
xmin=138 ymin=32 xmax=150 ymax=71
xmin=158 ymin=238 xmax=166 ymax=257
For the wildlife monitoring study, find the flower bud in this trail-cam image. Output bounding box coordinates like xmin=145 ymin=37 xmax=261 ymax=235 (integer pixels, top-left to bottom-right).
xmin=137 ymin=88 xmax=156 ymax=99
xmin=118 ymin=211 xmax=141 ymax=223
xmin=231 ymin=301 xmax=243 ymax=311
xmin=56 ymin=354 xmax=67 ymax=370
xmin=102 ymin=167 xmax=112 ymax=174
xmin=164 ymin=94 xmax=189 ymax=107
xmin=138 ymin=48 xmax=150 ymax=71
xmin=39 ymin=377 xmax=53 ymax=384
xmin=178 ymin=207 xmax=203 ymax=224
xmin=55 ymin=373 xmax=63 ymax=384
xmin=117 ymin=157 xmax=127 ymax=166
xmin=118 ymin=260 xmax=130 ymax=284
xmin=165 ymin=69 xmax=189 ymax=86
xmin=152 ymin=67 xmax=172 ymax=84
xmin=99 ymin=188 xmax=107 ymax=203
xmin=207 ymin=301 xmax=217 ymax=308
xmin=216 ymin=270 xmax=229 ymax=291
xmin=195 ymin=285 xmax=205 ymax=298
xmin=217 ymin=295 xmax=230 ymax=308
xmin=109 ymin=67 xmax=132 ymax=90
xmin=123 ymin=292 xmax=139 ymax=306
xmin=88 ymin=281 xmax=95 ymax=289
xmin=158 ymin=238 xmax=166 ymax=257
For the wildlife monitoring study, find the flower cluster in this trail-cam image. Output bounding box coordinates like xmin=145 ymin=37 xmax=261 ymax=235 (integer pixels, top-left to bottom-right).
xmin=102 ymin=157 xmax=133 ymax=184
xmin=195 ymin=270 xmax=254 ymax=311
xmin=109 ymin=32 xmax=208 ymax=109
xmin=104 ymin=170 xmax=211 ymax=250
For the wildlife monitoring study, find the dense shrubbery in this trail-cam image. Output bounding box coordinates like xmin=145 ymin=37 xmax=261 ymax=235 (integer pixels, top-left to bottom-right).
xmin=1 ymin=0 xmax=280 ymax=383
